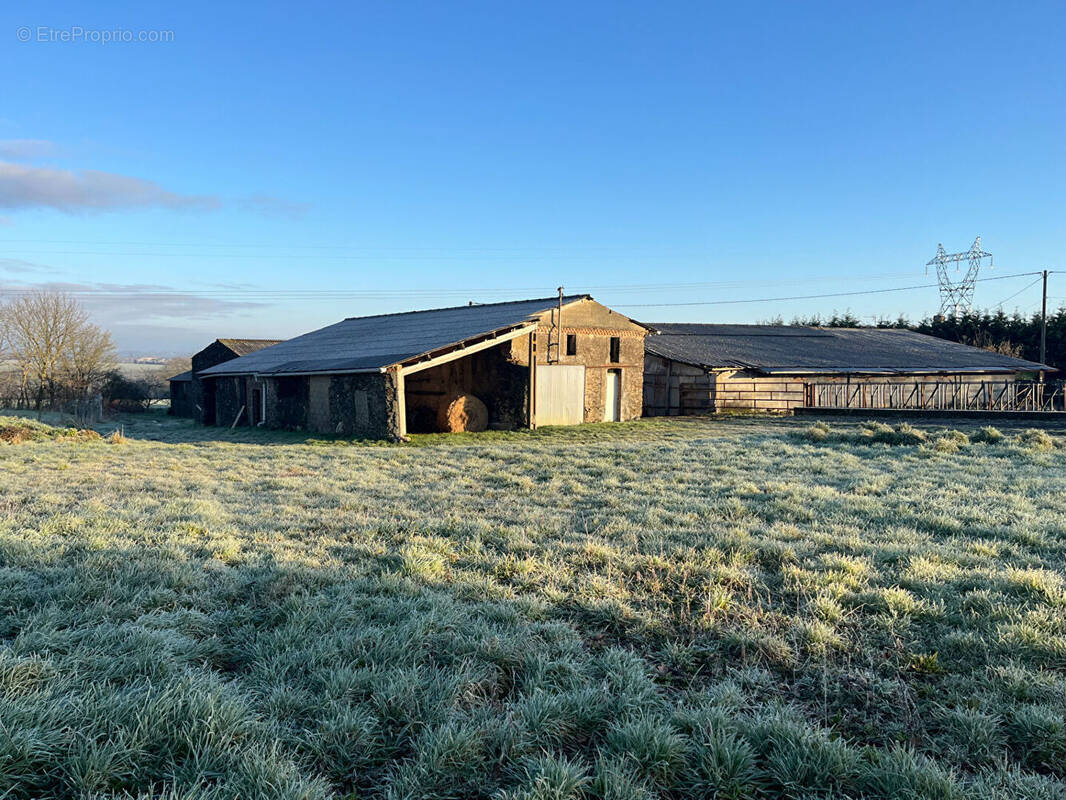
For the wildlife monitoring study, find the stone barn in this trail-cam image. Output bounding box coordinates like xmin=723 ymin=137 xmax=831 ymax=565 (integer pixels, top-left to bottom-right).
xmin=167 ymin=370 xmax=196 ymax=417
xmin=168 ymin=338 xmax=283 ymax=421
xmin=198 ymin=295 xmax=648 ymax=438
xmin=643 ymin=324 xmax=1052 ymax=415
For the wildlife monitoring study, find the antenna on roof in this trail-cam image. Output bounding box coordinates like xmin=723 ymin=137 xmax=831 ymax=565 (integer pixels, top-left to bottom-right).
xmin=546 ymin=287 xmax=564 ymax=363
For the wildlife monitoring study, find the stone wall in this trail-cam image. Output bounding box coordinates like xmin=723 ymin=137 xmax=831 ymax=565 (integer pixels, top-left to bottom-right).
xmin=168 ymin=380 xmax=200 ymax=418
xmin=265 ymin=376 xmax=309 ymax=429
xmin=508 ymin=325 xmax=646 ymax=423
xmin=212 ymin=376 xmax=246 ymax=426
xmin=327 ymin=372 xmax=399 ymax=439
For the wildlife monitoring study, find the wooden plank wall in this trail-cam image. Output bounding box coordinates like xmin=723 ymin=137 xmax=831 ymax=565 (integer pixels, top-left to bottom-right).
xmin=715 ymin=376 xmax=806 ymax=411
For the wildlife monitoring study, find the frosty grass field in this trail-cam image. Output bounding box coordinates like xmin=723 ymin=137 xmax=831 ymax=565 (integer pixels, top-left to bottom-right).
xmin=0 ymin=411 xmax=1064 ymax=799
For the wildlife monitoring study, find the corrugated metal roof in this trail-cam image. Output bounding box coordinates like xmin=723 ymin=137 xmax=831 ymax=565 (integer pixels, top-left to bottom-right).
xmin=645 ymin=324 xmax=1053 ymax=375
xmin=168 ymin=370 xmax=193 ymax=382
xmin=200 ymin=296 xmax=589 ymax=377
xmin=216 ymin=338 xmax=285 ymax=356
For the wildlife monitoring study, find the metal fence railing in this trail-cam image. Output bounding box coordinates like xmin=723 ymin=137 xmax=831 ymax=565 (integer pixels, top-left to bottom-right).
xmin=805 ymin=380 xmax=1066 ymax=412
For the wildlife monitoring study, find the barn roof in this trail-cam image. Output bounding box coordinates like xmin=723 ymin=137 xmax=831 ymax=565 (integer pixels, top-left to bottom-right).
xmin=200 ymin=295 xmax=591 ymax=377
xmin=645 ymin=324 xmax=1053 ymax=375
xmin=216 ymin=338 xmax=285 ymax=357
xmin=168 ymin=370 xmax=193 ymax=382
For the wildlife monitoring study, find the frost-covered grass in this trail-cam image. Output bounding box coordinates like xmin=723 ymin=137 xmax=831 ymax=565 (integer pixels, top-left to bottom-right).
xmin=1 ymin=413 xmax=1065 ymax=799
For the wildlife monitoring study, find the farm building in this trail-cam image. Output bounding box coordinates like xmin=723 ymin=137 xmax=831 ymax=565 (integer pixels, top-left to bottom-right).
xmin=169 ymin=338 xmax=283 ymax=420
xmin=643 ymin=324 xmax=1053 ymax=415
xmin=198 ymin=295 xmax=648 ymax=438
xmin=168 ymin=370 xmax=196 ymax=417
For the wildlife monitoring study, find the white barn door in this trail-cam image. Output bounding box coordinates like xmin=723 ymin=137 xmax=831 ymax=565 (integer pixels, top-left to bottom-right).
xmin=536 ymin=365 xmax=585 ymax=425
xmin=605 ymin=369 xmax=621 ymax=422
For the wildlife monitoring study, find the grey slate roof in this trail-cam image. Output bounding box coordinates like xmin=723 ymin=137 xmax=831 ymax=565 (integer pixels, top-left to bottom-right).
xmin=200 ymin=296 xmax=589 ymax=377
xmin=216 ymin=338 xmax=285 ymax=357
xmin=645 ymin=324 xmax=1052 ymax=375
xmin=168 ymin=370 xmax=193 ymax=382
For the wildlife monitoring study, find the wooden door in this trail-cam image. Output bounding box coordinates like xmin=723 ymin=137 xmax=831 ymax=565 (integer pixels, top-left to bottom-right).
xmin=605 ymin=368 xmax=621 ymax=422
xmin=535 ymin=365 xmax=585 ymax=425
xmin=308 ymin=376 xmax=331 ymax=432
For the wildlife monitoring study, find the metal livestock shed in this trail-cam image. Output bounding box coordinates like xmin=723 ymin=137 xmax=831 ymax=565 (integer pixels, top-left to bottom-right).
xmin=643 ymin=324 xmax=1054 ymax=415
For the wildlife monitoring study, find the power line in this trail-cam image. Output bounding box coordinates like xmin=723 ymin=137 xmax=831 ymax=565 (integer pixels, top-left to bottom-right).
xmin=609 ymin=271 xmax=1048 ymax=309
xmin=992 ymin=276 xmax=1044 ymax=309
xmin=0 ymin=271 xmax=944 ymax=298
xmin=0 ymin=270 xmax=1051 ymax=312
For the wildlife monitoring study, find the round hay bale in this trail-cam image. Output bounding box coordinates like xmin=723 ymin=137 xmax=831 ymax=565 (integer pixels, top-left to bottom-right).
xmin=436 ymin=393 xmax=488 ymax=433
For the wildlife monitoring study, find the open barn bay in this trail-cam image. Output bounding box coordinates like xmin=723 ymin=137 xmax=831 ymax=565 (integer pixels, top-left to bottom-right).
xmin=1 ymin=414 xmax=1064 ymax=799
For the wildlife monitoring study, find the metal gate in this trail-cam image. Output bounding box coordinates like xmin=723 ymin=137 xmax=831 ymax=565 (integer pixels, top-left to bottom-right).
xmin=536 ymin=365 xmax=586 ymax=425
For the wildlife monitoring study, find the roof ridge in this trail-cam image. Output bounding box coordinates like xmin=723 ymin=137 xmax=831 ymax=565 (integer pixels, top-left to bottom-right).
xmin=342 ymin=294 xmax=590 ymax=322
xmin=217 ymin=337 xmax=284 ymax=343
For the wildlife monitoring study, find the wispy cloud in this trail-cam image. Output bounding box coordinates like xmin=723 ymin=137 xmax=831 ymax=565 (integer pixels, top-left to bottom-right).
xmin=0 ymin=257 xmax=59 ymax=274
xmin=240 ymin=193 xmax=311 ymax=220
xmin=0 ymin=138 xmax=308 ymax=219
xmin=0 ymin=279 xmax=266 ymax=323
xmin=0 ymin=139 xmax=57 ymax=161
xmin=0 ymin=161 xmax=221 ymax=213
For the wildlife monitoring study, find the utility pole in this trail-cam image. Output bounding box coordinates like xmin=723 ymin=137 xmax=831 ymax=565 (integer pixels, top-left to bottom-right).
xmin=1040 ymin=269 xmax=1048 ymax=383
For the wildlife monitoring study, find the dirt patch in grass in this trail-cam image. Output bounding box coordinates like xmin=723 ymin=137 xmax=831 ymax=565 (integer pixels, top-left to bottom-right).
xmin=0 ymin=417 xmax=102 ymax=444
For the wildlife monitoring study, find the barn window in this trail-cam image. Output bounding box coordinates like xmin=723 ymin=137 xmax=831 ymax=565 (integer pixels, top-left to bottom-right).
xmin=566 ymin=334 xmax=577 ymax=356
xmin=609 ymin=337 xmax=621 ymax=363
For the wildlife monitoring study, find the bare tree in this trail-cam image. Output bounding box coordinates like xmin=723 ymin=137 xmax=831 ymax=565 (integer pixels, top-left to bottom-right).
xmin=163 ymin=355 xmax=192 ymax=378
xmin=3 ymin=291 xmax=113 ymax=416
xmin=62 ymin=321 xmax=117 ymax=409
xmin=0 ymin=302 xmax=8 ymax=356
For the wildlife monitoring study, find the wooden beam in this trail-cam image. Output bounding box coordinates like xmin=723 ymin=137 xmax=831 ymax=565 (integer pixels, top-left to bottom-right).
xmin=394 ymin=367 xmax=407 ymax=439
xmin=398 ymin=324 xmax=537 ymax=377
xmin=528 ymin=329 xmax=537 ymax=429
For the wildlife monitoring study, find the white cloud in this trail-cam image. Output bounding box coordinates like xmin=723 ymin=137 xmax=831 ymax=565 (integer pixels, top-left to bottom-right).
xmin=0 ymin=161 xmax=220 ymax=213
xmin=0 ymin=257 xmax=58 ymax=274
xmin=0 ymin=139 xmax=57 ymax=161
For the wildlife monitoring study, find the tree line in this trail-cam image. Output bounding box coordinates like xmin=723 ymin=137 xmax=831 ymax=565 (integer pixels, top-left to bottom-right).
xmin=770 ymin=308 xmax=1065 ymax=372
xmin=0 ymin=290 xmax=183 ymax=420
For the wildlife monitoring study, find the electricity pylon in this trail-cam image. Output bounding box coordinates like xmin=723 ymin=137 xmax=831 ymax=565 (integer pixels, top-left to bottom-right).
xmin=926 ymin=236 xmax=993 ymax=317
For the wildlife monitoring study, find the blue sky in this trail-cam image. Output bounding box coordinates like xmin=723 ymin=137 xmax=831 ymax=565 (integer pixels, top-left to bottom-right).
xmin=1 ymin=0 xmax=1063 ymax=354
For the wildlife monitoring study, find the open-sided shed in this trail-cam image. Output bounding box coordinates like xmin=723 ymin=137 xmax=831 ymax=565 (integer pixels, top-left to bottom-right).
xmin=199 ymin=296 xmax=648 ymax=438
xmin=643 ymin=324 xmax=1053 ymax=414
